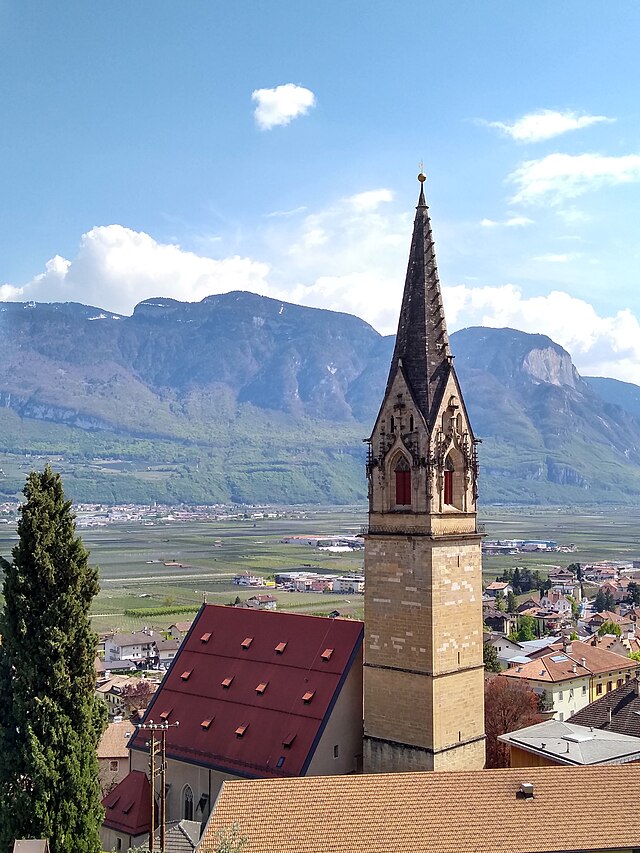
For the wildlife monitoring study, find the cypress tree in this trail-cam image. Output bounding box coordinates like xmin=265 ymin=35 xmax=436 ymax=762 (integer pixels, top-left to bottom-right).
xmin=0 ymin=466 xmax=106 ymax=853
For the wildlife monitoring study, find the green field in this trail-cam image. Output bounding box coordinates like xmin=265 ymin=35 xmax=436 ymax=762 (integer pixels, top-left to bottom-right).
xmin=0 ymin=505 xmax=638 ymax=633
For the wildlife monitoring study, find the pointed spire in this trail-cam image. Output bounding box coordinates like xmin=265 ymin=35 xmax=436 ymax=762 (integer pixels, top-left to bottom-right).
xmin=384 ymin=172 xmax=452 ymax=429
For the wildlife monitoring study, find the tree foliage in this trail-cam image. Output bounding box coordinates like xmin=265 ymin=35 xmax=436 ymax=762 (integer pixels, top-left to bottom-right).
xmin=483 ymin=642 xmax=502 ymax=673
xmin=509 ymin=614 xmax=537 ymax=643
xmin=598 ymin=619 xmax=622 ymax=636
xmin=120 ymin=679 xmax=154 ymax=716
xmin=506 ymin=590 xmax=518 ymax=614
xmin=484 ymin=676 xmax=544 ymax=768
xmin=627 ymin=582 xmax=640 ymax=606
xmin=594 ymin=588 xmax=616 ymax=613
xmin=0 ymin=466 xmax=106 ymax=852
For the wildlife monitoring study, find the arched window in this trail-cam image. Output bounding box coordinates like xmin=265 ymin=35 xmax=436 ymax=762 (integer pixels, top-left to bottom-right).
xmin=183 ymin=784 xmax=194 ymax=821
xmin=390 ymin=416 xmax=395 ymax=433
xmin=409 ymin=414 xmax=414 ymax=432
xmin=394 ymin=457 xmax=411 ymax=506
xmin=444 ymin=456 xmax=454 ymax=506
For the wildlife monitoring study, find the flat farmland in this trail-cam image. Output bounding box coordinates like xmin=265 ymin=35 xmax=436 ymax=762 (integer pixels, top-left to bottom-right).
xmin=0 ymin=505 xmax=638 ymax=633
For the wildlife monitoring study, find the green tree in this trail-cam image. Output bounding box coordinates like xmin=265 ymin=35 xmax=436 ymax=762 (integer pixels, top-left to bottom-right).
xmin=0 ymin=467 xmax=107 ymax=853
xmin=598 ymin=619 xmax=622 ymax=636
xmin=506 ymin=590 xmax=518 ymax=614
xmin=627 ymin=582 xmax=640 ymax=606
xmin=483 ymin=642 xmax=502 ymax=673
xmin=516 ymin=614 xmax=537 ymax=642
xmin=629 ymin=651 xmax=640 ymax=662
xmin=494 ymin=591 xmax=507 ymax=612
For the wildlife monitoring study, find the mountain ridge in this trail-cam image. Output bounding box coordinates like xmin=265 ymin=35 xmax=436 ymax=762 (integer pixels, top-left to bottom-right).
xmin=1 ymin=293 xmax=639 ymax=505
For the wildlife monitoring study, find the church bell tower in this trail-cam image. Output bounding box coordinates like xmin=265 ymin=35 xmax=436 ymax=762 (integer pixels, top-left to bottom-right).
xmin=363 ymin=173 xmax=485 ymax=772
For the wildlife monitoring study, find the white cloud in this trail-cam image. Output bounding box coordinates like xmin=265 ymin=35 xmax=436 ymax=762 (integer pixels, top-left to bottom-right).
xmin=251 ymin=83 xmax=316 ymax=130
xmin=486 ymin=109 xmax=613 ymax=143
xmin=505 ymin=215 xmax=534 ymax=227
xmin=444 ymin=283 xmax=640 ymax=384
xmin=346 ymin=188 xmax=394 ymax=212
xmin=480 ymin=215 xmax=534 ymax=228
xmin=11 ymin=225 xmax=271 ymax=315
xmin=510 ymin=152 xmax=640 ymax=205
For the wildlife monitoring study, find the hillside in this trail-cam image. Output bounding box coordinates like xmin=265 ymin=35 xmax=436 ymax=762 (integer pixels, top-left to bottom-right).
xmin=1 ymin=294 xmax=640 ymax=505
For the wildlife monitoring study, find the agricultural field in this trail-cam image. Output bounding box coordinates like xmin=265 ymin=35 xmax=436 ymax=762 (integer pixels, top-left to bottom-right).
xmin=0 ymin=504 xmax=638 ymax=633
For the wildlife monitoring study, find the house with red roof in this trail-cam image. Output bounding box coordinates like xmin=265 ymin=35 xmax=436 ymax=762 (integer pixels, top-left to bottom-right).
xmin=101 ymin=604 xmax=363 ymax=851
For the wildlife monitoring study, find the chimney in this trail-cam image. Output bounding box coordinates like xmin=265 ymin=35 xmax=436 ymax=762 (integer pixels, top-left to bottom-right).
xmin=635 ymin=678 xmax=640 ymax=697
xmin=572 ymin=663 xmax=577 ymax=673
xmin=519 ymin=782 xmax=534 ymax=799
xmin=581 ymin=657 xmax=587 ymax=668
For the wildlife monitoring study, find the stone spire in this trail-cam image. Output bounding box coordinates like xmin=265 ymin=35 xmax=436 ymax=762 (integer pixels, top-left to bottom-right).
xmin=385 ymin=173 xmax=452 ymax=430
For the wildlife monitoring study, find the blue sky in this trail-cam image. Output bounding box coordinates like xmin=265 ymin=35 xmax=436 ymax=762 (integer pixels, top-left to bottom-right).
xmin=2 ymin=1 xmax=640 ymax=381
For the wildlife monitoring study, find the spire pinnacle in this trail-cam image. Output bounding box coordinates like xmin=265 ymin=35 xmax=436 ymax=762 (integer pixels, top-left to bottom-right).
xmin=384 ymin=174 xmax=452 ymax=429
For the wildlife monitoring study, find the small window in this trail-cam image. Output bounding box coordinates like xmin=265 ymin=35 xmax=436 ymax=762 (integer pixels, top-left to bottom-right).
xmin=321 ymin=648 xmax=334 ymax=661
xmin=221 ymin=676 xmax=234 ymax=688
xmin=390 ymin=416 xmax=395 ymax=433
xmin=582 ymin=685 xmax=587 ymax=695
xmin=109 ymin=760 xmax=119 ymax=772
xmin=282 ymin=732 xmax=296 ymax=748
xmin=276 ymin=756 xmax=285 ymax=768
xmin=183 ymin=785 xmax=194 ymax=821
xmin=409 ymin=415 xmax=414 ymax=432
xmin=333 ymin=744 xmax=339 ymax=759
xmin=597 ymin=683 xmax=603 ymax=695
xmin=275 ymin=642 xmax=287 ymax=654
xmin=180 ymin=670 xmax=192 ymax=681
xmin=302 ymin=690 xmax=315 ymax=703
xmin=200 ymin=632 xmax=212 ymax=643
xmin=235 ymin=724 xmax=248 ymax=737
xmin=607 ymin=681 xmax=613 ymax=692
xmin=394 ymin=457 xmax=411 ymax=506
xmin=559 ymin=712 xmax=564 ymax=722
xmin=241 ymin=637 xmax=253 ymax=649
xmin=201 ymin=718 xmax=213 ymax=730
xmin=558 ymin=691 xmax=563 ymax=701
xmin=444 ymin=469 xmax=453 ymax=505
xmin=256 ymin=682 xmax=268 ymax=694
xmin=618 ymin=678 xmax=624 ymax=687
xmin=116 ymin=840 xmax=122 ymax=852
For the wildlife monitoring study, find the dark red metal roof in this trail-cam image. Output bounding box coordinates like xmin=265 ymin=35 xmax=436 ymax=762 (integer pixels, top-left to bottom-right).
xmin=102 ymin=770 xmax=151 ymax=835
xmin=129 ymin=605 xmax=363 ymax=778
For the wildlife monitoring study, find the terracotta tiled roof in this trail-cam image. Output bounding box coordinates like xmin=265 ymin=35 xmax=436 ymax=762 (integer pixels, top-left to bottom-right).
xmin=102 ymin=770 xmax=151 ymax=835
xmin=501 ymin=640 xmax=639 ymax=684
xmin=170 ymin=621 xmax=193 ymax=633
xmin=570 ymin=678 xmax=640 ymax=737
xmin=97 ymin=720 xmax=134 ymax=759
xmin=129 ymin=604 xmax=363 ymax=779
xmin=201 ymin=765 xmax=640 ymax=853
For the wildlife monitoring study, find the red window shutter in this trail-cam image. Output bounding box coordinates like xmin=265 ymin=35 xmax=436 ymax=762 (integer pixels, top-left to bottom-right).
xmin=444 ymin=470 xmax=453 ymax=505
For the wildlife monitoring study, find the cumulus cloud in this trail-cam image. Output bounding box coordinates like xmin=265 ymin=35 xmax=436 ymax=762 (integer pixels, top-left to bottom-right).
xmin=510 ymin=152 xmax=640 ymax=205
xmin=486 ymin=109 xmax=613 ymax=143
xmin=251 ymin=83 xmax=315 ymax=130
xmin=346 ymin=188 xmax=394 ymax=212
xmin=14 ymin=225 xmax=271 ymax=315
xmin=443 ymin=283 xmax=640 ymax=384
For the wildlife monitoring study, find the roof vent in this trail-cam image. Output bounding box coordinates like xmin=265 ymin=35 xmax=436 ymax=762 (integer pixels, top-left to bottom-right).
xmin=302 ymin=690 xmax=315 ymax=703
xmin=256 ymin=682 xmax=268 ymax=694
xmin=235 ymin=724 xmax=248 ymax=737
xmin=221 ymin=676 xmax=234 ymax=688
xmin=275 ymin=642 xmax=287 ymax=654
xmin=241 ymin=637 xmax=253 ymax=649
xmin=519 ymin=782 xmax=534 ymax=799
xmin=321 ymin=648 xmax=334 ymax=661
xmin=180 ymin=670 xmax=192 ymax=681
xmin=200 ymin=632 xmax=212 ymax=643
xmin=201 ymin=718 xmax=213 ymax=730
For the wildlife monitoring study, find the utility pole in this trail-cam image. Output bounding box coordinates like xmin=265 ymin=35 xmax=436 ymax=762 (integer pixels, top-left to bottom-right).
xmin=137 ymin=719 xmax=180 ymax=853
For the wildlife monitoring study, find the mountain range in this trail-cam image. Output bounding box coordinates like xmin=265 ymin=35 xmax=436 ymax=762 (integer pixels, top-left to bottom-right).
xmin=1 ymin=292 xmax=639 ymax=505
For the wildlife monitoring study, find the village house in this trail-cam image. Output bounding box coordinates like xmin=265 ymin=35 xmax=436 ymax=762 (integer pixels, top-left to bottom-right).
xmin=97 ymin=720 xmax=134 ymax=795
xmin=539 ymin=590 xmax=573 ymax=615
xmin=588 ymin=632 xmax=640 ymax=658
xmin=587 ymin=610 xmax=635 ymax=635
xmin=484 ymin=581 xmax=513 ymax=598
xmin=104 ymin=631 xmax=156 ymax=666
xmin=500 ymin=638 xmax=639 ymax=720
xmin=483 ymin=606 xmax=516 ymax=636
xmin=169 ymin=621 xmax=193 ymax=642
xmin=232 ymin=572 xmax=265 ymax=587
xmin=499 ymin=719 xmax=640 ymax=767
xmin=332 ymin=575 xmax=365 ymax=594
xmin=570 ymin=677 xmax=640 ymax=737
xmin=199 ymin=765 xmax=640 ymax=853
xmin=96 ymin=674 xmax=158 ymax=720
xmin=101 ymin=604 xmax=363 ymax=852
